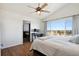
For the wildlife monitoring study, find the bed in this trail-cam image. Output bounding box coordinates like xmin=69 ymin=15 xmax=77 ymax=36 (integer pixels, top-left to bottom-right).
xmin=30 ymin=35 xmax=79 ymax=56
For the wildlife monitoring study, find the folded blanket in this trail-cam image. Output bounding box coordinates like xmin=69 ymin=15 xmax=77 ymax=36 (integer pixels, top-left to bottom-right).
xmin=38 ymin=35 xmax=71 ymax=42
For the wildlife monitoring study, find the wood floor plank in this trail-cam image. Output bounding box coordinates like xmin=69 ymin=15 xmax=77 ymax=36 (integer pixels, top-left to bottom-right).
xmin=1 ymin=42 xmax=34 ymax=56
xmin=1 ymin=42 xmax=45 ymax=56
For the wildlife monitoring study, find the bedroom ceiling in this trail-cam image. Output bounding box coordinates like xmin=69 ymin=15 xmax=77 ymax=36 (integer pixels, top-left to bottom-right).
xmin=0 ymin=3 xmax=67 ymax=19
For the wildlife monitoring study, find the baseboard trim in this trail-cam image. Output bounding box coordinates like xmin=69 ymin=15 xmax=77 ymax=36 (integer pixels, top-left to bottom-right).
xmin=1 ymin=43 xmax=23 ymax=49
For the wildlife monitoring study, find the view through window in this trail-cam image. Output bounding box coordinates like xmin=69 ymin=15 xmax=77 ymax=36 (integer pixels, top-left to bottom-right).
xmin=47 ymin=17 xmax=72 ymax=36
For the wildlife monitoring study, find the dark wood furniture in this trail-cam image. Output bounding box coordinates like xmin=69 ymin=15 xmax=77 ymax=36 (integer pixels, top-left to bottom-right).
xmin=32 ymin=32 xmax=44 ymax=42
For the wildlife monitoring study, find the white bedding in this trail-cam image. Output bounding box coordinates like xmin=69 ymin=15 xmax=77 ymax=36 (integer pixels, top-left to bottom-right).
xmin=31 ymin=36 xmax=79 ymax=56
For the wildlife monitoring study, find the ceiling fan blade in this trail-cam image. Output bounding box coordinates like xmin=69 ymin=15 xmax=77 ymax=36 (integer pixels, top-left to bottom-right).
xmin=41 ymin=3 xmax=48 ymax=9
xmin=27 ymin=5 xmax=35 ymax=9
xmin=41 ymin=10 xmax=50 ymax=13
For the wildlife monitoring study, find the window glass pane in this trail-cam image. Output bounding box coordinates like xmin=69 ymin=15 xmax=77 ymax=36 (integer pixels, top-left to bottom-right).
xmin=51 ymin=19 xmax=65 ymax=30
xmin=47 ymin=17 xmax=72 ymax=36
xmin=65 ymin=17 xmax=72 ymax=30
xmin=65 ymin=17 xmax=72 ymax=35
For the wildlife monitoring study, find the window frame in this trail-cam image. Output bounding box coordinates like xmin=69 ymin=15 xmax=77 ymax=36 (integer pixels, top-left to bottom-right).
xmin=46 ymin=17 xmax=73 ymax=36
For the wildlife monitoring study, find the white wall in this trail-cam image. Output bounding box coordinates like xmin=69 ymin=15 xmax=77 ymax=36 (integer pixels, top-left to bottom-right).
xmin=39 ymin=20 xmax=44 ymax=33
xmin=0 ymin=15 xmax=1 ymax=48
xmin=40 ymin=20 xmax=47 ymax=35
xmin=0 ymin=13 xmax=1 ymax=55
xmin=45 ymin=4 xmax=79 ymax=21
xmin=0 ymin=9 xmax=23 ymax=49
xmin=0 ymin=9 xmax=41 ymax=49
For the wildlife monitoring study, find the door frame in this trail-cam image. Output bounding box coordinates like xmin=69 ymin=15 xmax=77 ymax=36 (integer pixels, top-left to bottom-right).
xmin=23 ymin=20 xmax=31 ymax=43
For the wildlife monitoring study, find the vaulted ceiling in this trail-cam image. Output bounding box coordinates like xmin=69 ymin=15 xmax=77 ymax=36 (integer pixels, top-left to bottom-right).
xmin=0 ymin=3 xmax=67 ymax=19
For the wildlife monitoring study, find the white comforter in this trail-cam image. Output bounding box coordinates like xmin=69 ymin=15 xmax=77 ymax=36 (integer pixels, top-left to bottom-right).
xmin=31 ymin=36 xmax=79 ymax=56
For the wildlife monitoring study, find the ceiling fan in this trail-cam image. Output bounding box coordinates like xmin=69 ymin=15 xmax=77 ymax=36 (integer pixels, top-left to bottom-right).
xmin=27 ymin=3 xmax=50 ymax=15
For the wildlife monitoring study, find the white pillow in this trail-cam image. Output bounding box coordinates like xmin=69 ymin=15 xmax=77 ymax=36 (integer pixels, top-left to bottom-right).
xmin=38 ymin=36 xmax=54 ymax=40
xmin=69 ymin=35 xmax=79 ymax=44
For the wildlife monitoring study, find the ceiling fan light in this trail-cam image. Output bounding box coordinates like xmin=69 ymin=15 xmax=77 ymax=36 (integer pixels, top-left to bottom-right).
xmin=37 ymin=11 xmax=41 ymax=15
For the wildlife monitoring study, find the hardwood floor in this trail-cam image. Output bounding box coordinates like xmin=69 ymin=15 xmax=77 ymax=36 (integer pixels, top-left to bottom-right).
xmin=1 ymin=42 xmax=40 ymax=56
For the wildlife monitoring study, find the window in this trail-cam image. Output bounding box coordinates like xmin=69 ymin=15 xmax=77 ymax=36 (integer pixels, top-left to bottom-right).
xmin=47 ymin=17 xmax=72 ymax=36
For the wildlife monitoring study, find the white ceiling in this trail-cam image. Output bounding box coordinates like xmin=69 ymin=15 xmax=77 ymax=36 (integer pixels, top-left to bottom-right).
xmin=0 ymin=3 xmax=67 ymax=19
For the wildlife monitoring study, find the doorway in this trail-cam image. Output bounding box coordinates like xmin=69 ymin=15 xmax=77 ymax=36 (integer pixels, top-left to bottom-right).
xmin=23 ymin=21 xmax=30 ymax=43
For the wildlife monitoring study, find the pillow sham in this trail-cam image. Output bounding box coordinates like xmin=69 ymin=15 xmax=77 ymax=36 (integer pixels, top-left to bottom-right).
xmin=69 ymin=35 xmax=79 ymax=44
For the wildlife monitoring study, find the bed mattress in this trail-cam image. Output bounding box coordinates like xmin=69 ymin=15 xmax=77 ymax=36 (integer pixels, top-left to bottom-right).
xmin=31 ymin=36 xmax=79 ymax=56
